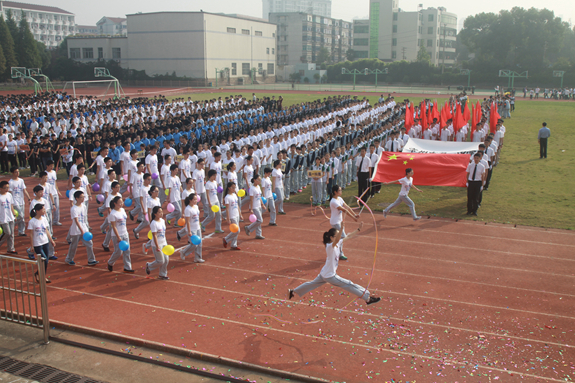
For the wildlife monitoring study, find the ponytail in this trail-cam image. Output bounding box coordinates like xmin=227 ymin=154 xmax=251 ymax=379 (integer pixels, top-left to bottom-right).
xmin=185 ymin=193 xmax=197 ymax=206
xmin=148 ymin=186 xmax=157 ymax=196
xmin=30 ymin=204 xmax=44 ymax=219
xmin=251 ymin=174 xmax=260 ymax=184
xmin=225 ymin=181 xmax=236 ymax=195
xmin=330 ymin=185 xmax=340 ymax=199
xmin=323 ymin=228 xmax=337 ymax=245
xmin=109 ymin=196 xmax=122 ymax=210
xmin=151 ymin=206 xmax=162 ymax=221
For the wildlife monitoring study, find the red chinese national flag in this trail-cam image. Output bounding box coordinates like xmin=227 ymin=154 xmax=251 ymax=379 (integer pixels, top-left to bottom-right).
xmin=373 ymin=151 xmax=469 ymax=187
xmin=463 ymin=101 xmax=471 ymax=123
xmin=489 ymin=102 xmax=500 ymax=134
xmin=405 ymin=103 xmax=413 ymax=131
xmin=432 ymin=101 xmax=439 ymax=122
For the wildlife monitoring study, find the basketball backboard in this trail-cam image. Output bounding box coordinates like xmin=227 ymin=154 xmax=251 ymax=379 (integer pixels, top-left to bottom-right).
xmin=553 ymin=70 xmax=565 ymax=77
xmin=94 ymin=67 xmax=111 ymax=77
xmin=27 ymin=68 xmax=41 ymax=76
xmin=11 ymin=67 xmax=27 ymax=79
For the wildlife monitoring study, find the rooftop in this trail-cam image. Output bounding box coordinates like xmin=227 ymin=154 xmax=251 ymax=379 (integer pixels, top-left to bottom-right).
xmin=1 ymin=1 xmax=73 ymax=15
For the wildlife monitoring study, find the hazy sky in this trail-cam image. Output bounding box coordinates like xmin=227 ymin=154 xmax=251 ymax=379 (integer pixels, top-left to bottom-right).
xmin=34 ymin=0 xmax=575 ymax=29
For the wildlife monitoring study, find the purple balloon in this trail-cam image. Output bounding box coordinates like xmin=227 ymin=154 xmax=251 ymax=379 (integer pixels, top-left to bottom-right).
xmin=152 ymin=173 xmax=159 ymax=180
xmin=92 ymin=183 xmax=100 ymax=192
xmin=97 ymin=194 xmax=105 ymax=203
xmin=217 ymin=186 xmax=223 ymax=193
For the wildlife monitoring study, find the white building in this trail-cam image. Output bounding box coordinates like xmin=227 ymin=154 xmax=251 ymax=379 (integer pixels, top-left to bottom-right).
xmin=76 ymin=25 xmax=98 ymax=36
xmin=67 ymin=12 xmax=277 ymax=85
xmin=0 ymin=0 xmax=75 ymax=48
xmin=96 ymin=16 xmax=127 ymax=36
xmin=263 ymin=0 xmax=331 ymax=20
xmin=359 ymin=0 xmax=457 ymax=67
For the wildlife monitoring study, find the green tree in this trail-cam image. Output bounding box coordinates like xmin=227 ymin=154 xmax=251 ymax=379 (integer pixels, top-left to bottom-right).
xmin=36 ymin=41 xmax=50 ymax=68
xmin=0 ymin=16 xmax=17 ymax=80
xmin=16 ymin=11 xmax=42 ymax=69
xmin=5 ymin=10 xmax=19 ymax=44
xmin=313 ymin=72 xmax=320 ymax=83
xmin=316 ymin=47 xmax=331 ymax=66
xmin=346 ymin=49 xmax=356 ymax=61
xmin=417 ymin=45 xmax=431 ymax=64
xmin=0 ymin=44 xmax=6 ymax=79
xmin=289 ymin=72 xmax=302 ymax=82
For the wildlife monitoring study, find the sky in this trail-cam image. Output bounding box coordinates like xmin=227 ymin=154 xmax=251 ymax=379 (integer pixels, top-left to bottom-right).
xmin=30 ymin=0 xmax=575 ymax=30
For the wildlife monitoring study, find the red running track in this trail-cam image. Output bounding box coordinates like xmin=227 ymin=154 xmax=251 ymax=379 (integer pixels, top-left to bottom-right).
xmin=2 ymin=176 xmax=575 ymax=382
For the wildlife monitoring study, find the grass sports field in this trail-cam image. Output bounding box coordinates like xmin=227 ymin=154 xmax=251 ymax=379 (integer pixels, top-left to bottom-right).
xmin=172 ymin=92 xmax=575 ymax=230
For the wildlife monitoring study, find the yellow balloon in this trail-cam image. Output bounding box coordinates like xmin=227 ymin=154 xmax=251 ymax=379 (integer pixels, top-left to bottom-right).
xmin=148 ymin=230 xmax=153 ymax=240
xmin=0 ymin=226 xmax=3 ymax=236
xmin=162 ymin=245 xmax=175 ymax=256
xmin=211 ymin=205 xmax=220 ymax=213
xmin=13 ymin=210 xmax=18 ymax=218
xmin=237 ymin=189 xmax=245 ymax=197
xmin=165 ymin=189 xmax=170 ymax=196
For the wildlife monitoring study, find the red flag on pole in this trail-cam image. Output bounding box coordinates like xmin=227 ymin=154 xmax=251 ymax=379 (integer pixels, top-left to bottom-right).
xmin=471 ymin=103 xmax=476 ymax=133
xmin=432 ymin=101 xmax=440 ymax=122
xmin=420 ymin=101 xmax=427 ymax=130
xmin=489 ymin=102 xmax=500 ymax=134
xmin=405 ymin=103 xmax=413 ymax=131
xmin=373 ymin=151 xmax=469 ymax=187
xmin=444 ymin=101 xmax=452 ymax=120
xmin=463 ymin=101 xmax=471 ymax=123
xmin=439 ymin=102 xmax=447 ymax=129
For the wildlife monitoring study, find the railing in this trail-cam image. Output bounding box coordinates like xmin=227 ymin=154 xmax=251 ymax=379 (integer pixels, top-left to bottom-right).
xmin=0 ymin=255 xmax=50 ymax=344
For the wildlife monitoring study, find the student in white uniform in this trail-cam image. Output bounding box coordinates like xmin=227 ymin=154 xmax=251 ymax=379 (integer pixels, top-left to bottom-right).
xmin=329 ymin=184 xmax=358 ymax=261
xmin=9 ymin=167 xmax=30 ymax=236
xmin=165 ymin=164 xmax=183 ymax=226
xmin=243 ymin=173 xmax=266 ymax=239
xmin=193 ymin=159 xmax=208 ymax=217
xmin=222 ymin=182 xmax=243 ymax=250
xmin=288 ymin=221 xmax=380 ymax=306
xmin=146 ymin=206 xmax=170 ymax=280
xmin=28 ymin=204 xmax=56 ymax=284
xmin=27 ymin=185 xmax=55 ymax=259
xmin=0 ymin=180 xmax=17 ymax=254
xmin=179 ymin=194 xmax=204 ymax=263
xmin=159 ymin=155 xmax=172 ymax=204
xmin=45 ymin=160 xmax=62 ymax=226
xmin=133 ymin=186 xmax=161 ymax=246
xmin=201 ymin=169 xmax=223 ymax=233
xmin=272 ymin=160 xmax=285 ymax=214
xmin=65 ymin=190 xmax=97 ymax=266
xmin=107 ymin=196 xmax=133 ymax=273
xmin=100 ymin=181 xmax=120 ymax=251
xmin=128 ymin=165 xmax=147 ymax=222
xmin=382 ymin=168 xmax=423 ymax=220
xmin=262 ymin=168 xmax=276 ymax=226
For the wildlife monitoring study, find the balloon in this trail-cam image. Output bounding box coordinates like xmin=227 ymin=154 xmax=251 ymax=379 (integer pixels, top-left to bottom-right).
xmin=83 ymin=232 xmax=93 ymax=241
xmin=230 ymin=223 xmax=239 ymax=233
xmin=119 ymin=240 xmax=130 ymax=251
xmin=66 ymin=190 xmax=70 ymax=198
xmin=0 ymin=226 xmax=3 ymax=235
xmin=178 ymin=218 xmax=186 ymax=226
xmin=261 ymin=197 xmax=267 ymax=205
xmin=196 ymin=195 xmax=201 ymax=203
xmin=237 ymin=189 xmax=246 ymax=197
xmin=249 ymin=214 xmax=257 ymax=223
xmin=92 ymin=183 xmax=100 ymax=192
xmin=97 ymin=194 xmax=105 ymax=203
xmin=191 ymin=235 xmax=201 ymax=245
xmin=165 ymin=189 xmax=170 ymax=196
xmin=123 ymin=174 xmax=128 ymax=181
xmin=152 ymin=173 xmax=159 ymax=180
xmin=167 ymin=203 xmax=175 ymax=212
xmin=145 ymin=214 xmax=149 ymax=222
xmin=273 ymin=192 xmax=277 ymax=200
xmin=148 ymin=230 xmax=153 ymax=240
xmin=162 ymin=245 xmax=175 ymax=256
xmin=13 ymin=210 xmax=18 ymax=218
xmin=124 ymin=198 xmax=133 ymax=207
xmin=217 ymin=186 xmax=223 ymax=193
xmin=211 ymin=205 xmax=220 ymax=213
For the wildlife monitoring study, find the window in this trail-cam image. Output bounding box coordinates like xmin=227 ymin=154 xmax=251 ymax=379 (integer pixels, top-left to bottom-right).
xmin=267 ymin=63 xmax=274 ymax=75
xmin=258 ymin=63 xmax=263 ymax=74
xmin=418 ymin=39 xmax=423 ymax=47
xmin=355 ymin=50 xmax=369 ymax=58
xmin=98 ymin=47 xmax=103 ymax=59
xmin=231 ymin=63 xmax=237 ymax=75
xmin=266 ymin=47 xmax=270 ymax=54
xmin=242 ymin=63 xmax=250 ymax=75
xmin=242 ymin=29 xmax=250 ymax=35
xmin=354 ymin=25 xmax=369 ymax=34
xmin=353 ymin=38 xmax=369 ymax=46
xmin=393 ymin=12 xmax=398 ymax=21
xmin=428 ymin=27 xmax=433 ymax=35
xmin=428 ymin=14 xmax=434 ymax=22
xmin=112 ymin=47 xmax=121 ymax=59
xmin=392 ymin=38 xmax=397 ymax=46
xmin=418 ymin=26 xmax=422 ymax=34
xmin=255 ymin=31 xmax=263 ymax=36
xmin=69 ymin=48 xmax=80 ymax=59
xmin=272 ymin=48 xmax=275 ymax=54
xmin=227 ymin=27 xmax=236 ymax=33
xmin=392 ymin=51 xmax=396 ymax=59
xmin=82 ymin=48 xmax=93 ymax=59
xmin=427 ymin=39 xmax=432 ymax=47
xmin=392 ymin=25 xmax=397 ymax=33
xmin=442 ymin=15 xmax=457 ymax=25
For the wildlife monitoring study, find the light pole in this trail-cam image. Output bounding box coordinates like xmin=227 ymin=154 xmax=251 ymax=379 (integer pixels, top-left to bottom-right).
xmin=364 ymin=68 xmax=388 ymax=89
xmin=341 ymin=67 xmax=362 ymax=90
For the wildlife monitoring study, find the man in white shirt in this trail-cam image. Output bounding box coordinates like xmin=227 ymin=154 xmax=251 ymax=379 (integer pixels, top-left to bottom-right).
xmin=355 ymin=146 xmax=371 ymax=203
xmin=466 ymin=152 xmax=486 ymax=216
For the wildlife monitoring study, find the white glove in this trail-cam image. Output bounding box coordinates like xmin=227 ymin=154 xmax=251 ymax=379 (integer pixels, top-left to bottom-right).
xmin=466 ymin=182 xmax=468 ymax=187
xmin=480 ymin=186 xmax=483 ymax=191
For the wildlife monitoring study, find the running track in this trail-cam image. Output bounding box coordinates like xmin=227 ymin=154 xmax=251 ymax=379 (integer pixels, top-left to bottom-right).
xmin=2 ymin=177 xmax=575 ymax=382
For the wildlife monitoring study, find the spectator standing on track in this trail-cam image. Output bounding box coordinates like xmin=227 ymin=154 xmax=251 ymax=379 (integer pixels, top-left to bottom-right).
xmin=288 ymin=221 xmax=381 ymax=305
xmin=538 ymin=122 xmax=551 ymax=159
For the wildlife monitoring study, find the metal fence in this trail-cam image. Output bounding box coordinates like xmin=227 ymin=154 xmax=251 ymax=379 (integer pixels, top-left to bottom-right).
xmin=0 ymin=255 xmax=50 ymax=344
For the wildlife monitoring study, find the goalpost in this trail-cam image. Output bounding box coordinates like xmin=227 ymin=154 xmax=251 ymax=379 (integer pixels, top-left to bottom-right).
xmin=62 ymin=67 xmax=126 ymax=99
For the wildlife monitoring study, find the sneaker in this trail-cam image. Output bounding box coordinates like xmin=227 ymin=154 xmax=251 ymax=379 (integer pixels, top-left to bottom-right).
xmin=19 ymin=233 xmax=27 ymax=237
xmin=158 ymin=276 xmax=170 ymax=280
xmin=194 ymin=259 xmax=205 ymax=263
xmin=101 ymin=228 xmax=107 ymax=234
xmin=230 ymin=247 xmax=241 ymax=251
xmin=243 ymin=225 xmax=250 ymax=236
xmin=145 ymin=263 xmax=150 ymax=275
xmin=200 ymin=224 xmax=206 ymax=233
xmin=123 ymin=269 xmax=135 ymax=273
xmin=339 ymin=254 xmax=348 ymax=261
xmin=278 ymin=211 xmax=286 ymax=215
xmin=366 ymin=296 xmax=381 ymax=305
xmin=177 ymin=231 xmax=181 ymax=241
xmin=87 ymin=260 xmax=99 ymax=266
xmin=66 ymin=260 xmax=76 ymax=266
xmin=28 ymin=251 xmax=36 ymax=260
xmin=214 ymin=230 xmax=225 ymax=234
xmin=255 ymin=235 xmax=265 ymax=240
xmin=142 ymin=243 xmax=148 ymax=254
xmin=167 ymin=220 xmax=171 ymax=225
xmin=133 ymin=229 xmax=139 ymax=240
xmin=269 ymin=223 xmax=277 ymax=226
xmin=54 ymin=222 xmax=62 ymax=226
xmin=107 ymin=264 xmax=113 ymax=272
xmin=413 ymin=216 xmax=421 ymax=221
xmin=222 ymin=238 xmax=228 ymax=248
xmin=288 ymin=289 xmax=295 ymax=300
xmin=383 ymin=210 xmax=387 ymax=218
xmin=129 ymin=211 xmax=134 ymax=221
xmin=102 ymin=245 xmax=110 ymax=252
xmin=179 ymin=249 xmax=185 ymax=260
xmin=48 ymin=255 xmax=58 ymax=260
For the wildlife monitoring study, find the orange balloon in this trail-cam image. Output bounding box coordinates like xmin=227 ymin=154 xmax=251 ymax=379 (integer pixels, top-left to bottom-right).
xmin=230 ymin=224 xmax=239 ymax=233
xmin=178 ymin=218 xmax=186 ymax=226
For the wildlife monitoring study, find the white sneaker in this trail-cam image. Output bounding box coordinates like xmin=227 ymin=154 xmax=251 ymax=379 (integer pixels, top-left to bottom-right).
xmin=194 ymin=259 xmax=205 ymax=263
xmin=383 ymin=210 xmax=387 ymax=218
xmin=413 ymin=216 xmax=421 ymax=221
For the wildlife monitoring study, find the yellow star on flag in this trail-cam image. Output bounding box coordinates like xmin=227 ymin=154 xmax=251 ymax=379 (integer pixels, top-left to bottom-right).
xmin=388 ymin=154 xmax=398 ymax=161
xmin=403 ymin=161 xmax=408 ymax=165
xmin=409 ymin=156 xmax=415 ymax=160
